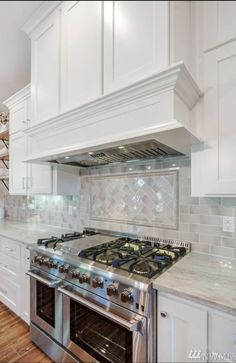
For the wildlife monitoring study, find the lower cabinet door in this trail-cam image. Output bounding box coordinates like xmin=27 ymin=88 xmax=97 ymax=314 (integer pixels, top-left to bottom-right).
xmin=158 ymin=294 xmax=207 ymax=363
xmin=208 ymin=311 xmax=236 ymax=363
xmin=0 ymin=277 xmax=20 ymax=315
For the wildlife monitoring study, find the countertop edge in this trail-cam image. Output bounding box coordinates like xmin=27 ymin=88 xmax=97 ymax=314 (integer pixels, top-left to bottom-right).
xmin=153 ymin=283 xmax=236 ymax=317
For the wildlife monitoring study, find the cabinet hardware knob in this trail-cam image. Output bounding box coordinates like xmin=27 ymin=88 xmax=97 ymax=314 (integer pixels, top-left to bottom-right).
xmin=160 ymin=311 xmax=167 ymax=318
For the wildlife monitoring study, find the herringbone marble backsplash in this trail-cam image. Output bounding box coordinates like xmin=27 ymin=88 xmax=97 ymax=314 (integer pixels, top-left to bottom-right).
xmin=1 ymin=156 xmax=236 ymax=258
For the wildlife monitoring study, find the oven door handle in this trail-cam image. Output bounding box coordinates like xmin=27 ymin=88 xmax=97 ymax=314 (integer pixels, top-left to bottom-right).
xmin=27 ymin=270 xmax=62 ymax=288
xmin=58 ymin=286 xmax=145 ymax=334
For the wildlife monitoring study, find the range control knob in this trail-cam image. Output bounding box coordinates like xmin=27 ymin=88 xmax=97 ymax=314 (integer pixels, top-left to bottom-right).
xmin=68 ymin=269 xmax=80 ymax=279
xmin=121 ymin=288 xmax=134 ymax=303
xmin=92 ymin=277 xmax=104 ymax=289
xmin=47 ymin=259 xmax=58 ymax=269
xmin=107 ymin=284 xmax=118 ymax=296
xmin=79 ymin=273 xmax=90 ymax=284
xmin=42 ymin=257 xmax=50 ymax=266
xmin=59 ymin=264 xmax=70 ymax=273
xmin=34 ymin=255 xmax=41 ymax=264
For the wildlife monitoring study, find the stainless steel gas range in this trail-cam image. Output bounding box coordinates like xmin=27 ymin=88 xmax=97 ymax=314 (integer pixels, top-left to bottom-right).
xmin=27 ymin=228 xmax=190 ymax=363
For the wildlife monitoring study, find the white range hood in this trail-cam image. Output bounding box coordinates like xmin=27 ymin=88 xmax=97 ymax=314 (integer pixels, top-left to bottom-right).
xmin=24 ymin=62 xmax=202 ymax=167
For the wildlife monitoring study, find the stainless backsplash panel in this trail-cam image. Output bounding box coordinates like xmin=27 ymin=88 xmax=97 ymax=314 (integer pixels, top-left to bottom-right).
xmin=89 ymin=170 xmax=178 ymax=229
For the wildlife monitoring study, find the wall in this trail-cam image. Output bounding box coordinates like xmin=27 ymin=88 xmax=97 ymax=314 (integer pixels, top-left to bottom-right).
xmin=1 ymin=156 xmax=236 ymax=259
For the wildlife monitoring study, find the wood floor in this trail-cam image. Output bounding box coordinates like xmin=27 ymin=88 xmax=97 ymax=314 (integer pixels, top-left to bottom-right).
xmin=0 ymin=302 xmax=53 ymax=363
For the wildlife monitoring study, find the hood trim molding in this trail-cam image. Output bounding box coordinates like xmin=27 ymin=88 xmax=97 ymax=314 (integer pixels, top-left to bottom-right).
xmin=24 ymin=62 xmax=202 ymax=163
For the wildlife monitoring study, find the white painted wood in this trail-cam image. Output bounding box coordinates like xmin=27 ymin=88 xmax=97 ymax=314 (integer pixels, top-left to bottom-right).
xmin=103 ymin=1 xmax=169 ymax=93
xmin=30 ymin=7 xmax=60 ymax=125
xmin=9 ymin=133 xmax=28 ymax=195
xmin=208 ymin=310 xmax=236 ymax=363
xmin=29 ymin=163 xmax=52 ymax=195
xmin=20 ymin=246 xmax=30 ymax=325
xmin=192 ymin=40 xmax=236 ymax=196
xmin=52 ymin=165 xmax=79 ymax=195
xmin=158 ymin=293 xmax=207 ymax=362
xmin=24 ymin=63 xmax=202 ymax=163
xmin=61 ymin=1 xmax=102 ymax=112
xmin=203 ymin=1 xmax=236 ymax=51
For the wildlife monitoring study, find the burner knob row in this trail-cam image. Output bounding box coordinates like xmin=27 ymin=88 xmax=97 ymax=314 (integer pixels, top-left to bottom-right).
xmin=121 ymin=288 xmax=134 ymax=303
xmin=34 ymin=256 xmax=58 ymax=268
xmin=92 ymin=277 xmax=104 ymax=289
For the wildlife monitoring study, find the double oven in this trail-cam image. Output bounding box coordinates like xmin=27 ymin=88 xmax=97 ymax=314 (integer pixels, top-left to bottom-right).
xmin=28 ymin=268 xmax=149 ymax=363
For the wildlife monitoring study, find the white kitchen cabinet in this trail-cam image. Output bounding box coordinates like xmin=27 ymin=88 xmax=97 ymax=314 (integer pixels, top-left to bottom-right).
xmin=9 ymin=133 xmax=28 ymax=195
xmin=158 ymin=293 xmax=207 ymax=362
xmin=203 ymin=1 xmax=236 ymax=51
xmin=31 ymin=7 xmax=60 ymax=125
xmin=103 ymin=1 xmax=169 ymax=93
xmin=20 ymin=246 xmax=30 ymax=324
xmin=0 ymin=237 xmax=22 ymax=316
xmin=158 ymin=292 xmax=236 ymax=363
xmin=61 ymin=1 xmax=102 ymax=112
xmin=192 ymin=40 xmax=236 ymax=196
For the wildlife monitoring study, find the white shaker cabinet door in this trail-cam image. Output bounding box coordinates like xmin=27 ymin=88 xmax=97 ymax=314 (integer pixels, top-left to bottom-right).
xmin=103 ymin=1 xmax=169 ymax=93
xmin=31 ymin=8 xmax=60 ymax=125
xmin=158 ymin=294 xmax=207 ymax=363
xmin=208 ymin=311 xmax=236 ymax=363
xmin=10 ymin=99 xmax=28 ymax=135
xmin=61 ymin=1 xmax=102 ymax=112
xmin=202 ymin=40 xmax=236 ymax=195
xmin=9 ymin=133 xmax=28 ymax=195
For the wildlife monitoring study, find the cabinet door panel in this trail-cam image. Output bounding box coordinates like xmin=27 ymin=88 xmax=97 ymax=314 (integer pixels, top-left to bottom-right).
xmin=204 ymin=1 xmax=236 ymax=51
xmin=10 ymin=100 xmax=28 ymax=134
xmin=9 ymin=134 xmax=28 ymax=195
xmin=158 ymin=294 xmax=207 ymax=362
xmin=29 ymin=163 xmax=52 ymax=195
xmin=31 ymin=8 xmax=60 ymax=124
xmin=61 ymin=1 xmax=102 ymax=112
xmin=209 ymin=311 xmax=236 ymax=362
xmin=20 ymin=247 xmax=30 ymax=324
xmin=104 ymin=1 xmax=169 ymax=93
xmin=203 ymin=40 xmax=236 ymax=195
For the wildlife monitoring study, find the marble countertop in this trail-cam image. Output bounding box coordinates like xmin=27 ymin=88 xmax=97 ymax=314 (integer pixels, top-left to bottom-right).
xmin=0 ymin=219 xmax=74 ymax=245
xmin=153 ymin=252 xmax=236 ymax=315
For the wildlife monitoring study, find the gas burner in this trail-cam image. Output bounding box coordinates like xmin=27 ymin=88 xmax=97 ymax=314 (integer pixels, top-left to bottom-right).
xmin=37 ymin=236 xmax=60 ymax=248
xmin=129 ymin=259 xmax=170 ymax=278
xmin=96 ymin=250 xmax=121 ymax=265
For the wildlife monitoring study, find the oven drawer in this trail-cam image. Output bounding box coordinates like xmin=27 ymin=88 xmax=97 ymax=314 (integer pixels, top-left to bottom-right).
xmin=0 ymin=237 xmax=21 ymax=260
xmin=0 ymin=276 xmax=20 ymax=314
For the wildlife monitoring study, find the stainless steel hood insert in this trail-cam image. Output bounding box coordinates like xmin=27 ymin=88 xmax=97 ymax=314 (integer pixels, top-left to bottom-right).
xmin=50 ymin=139 xmax=183 ymax=168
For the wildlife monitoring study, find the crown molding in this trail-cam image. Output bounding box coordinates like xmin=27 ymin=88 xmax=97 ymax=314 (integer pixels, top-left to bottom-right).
xmin=22 ymin=1 xmax=62 ymax=36
xmin=3 ymin=84 xmax=30 ymax=109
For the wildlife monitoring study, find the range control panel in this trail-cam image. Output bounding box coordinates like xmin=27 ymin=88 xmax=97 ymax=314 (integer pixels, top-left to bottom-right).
xmin=31 ymin=252 xmax=148 ymax=315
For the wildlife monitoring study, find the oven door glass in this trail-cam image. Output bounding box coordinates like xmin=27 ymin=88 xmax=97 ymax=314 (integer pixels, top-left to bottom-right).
xmin=36 ymin=280 xmax=55 ymax=327
xmin=70 ymin=299 xmax=132 ymax=363
xmin=29 ymin=269 xmax=62 ymax=343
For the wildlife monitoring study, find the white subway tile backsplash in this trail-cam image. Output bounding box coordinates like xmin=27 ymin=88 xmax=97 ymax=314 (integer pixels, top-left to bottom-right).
xmin=2 ymin=157 xmax=236 ymax=259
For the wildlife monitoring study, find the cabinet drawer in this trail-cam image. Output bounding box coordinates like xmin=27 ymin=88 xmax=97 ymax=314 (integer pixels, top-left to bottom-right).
xmin=0 ymin=277 xmax=20 ymax=315
xmin=0 ymin=255 xmax=20 ymax=282
xmin=0 ymin=237 xmax=21 ymax=260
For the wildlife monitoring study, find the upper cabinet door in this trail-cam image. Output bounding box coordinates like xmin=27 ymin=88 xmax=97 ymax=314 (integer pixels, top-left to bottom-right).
xmin=103 ymin=1 xmax=169 ymax=93
xmin=202 ymin=40 xmax=236 ymax=195
xmin=10 ymin=100 xmax=28 ymax=135
xmin=9 ymin=133 xmax=28 ymax=196
xmin=203 ymin=1 xmax=236 ymax=51
xmin=61 ymin=1 xmax=102 ymax=112
xmin=31 ymin=8 xmax=60 ymax=125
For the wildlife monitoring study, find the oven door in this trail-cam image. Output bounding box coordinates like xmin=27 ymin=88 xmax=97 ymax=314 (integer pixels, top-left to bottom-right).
xmin=27 ymin=268 xmax=62 ymax=343
xmin=59 ymin=284 xmax=147 ymax=363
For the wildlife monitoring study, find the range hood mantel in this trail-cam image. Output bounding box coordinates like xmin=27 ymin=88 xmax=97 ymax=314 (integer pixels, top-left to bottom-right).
xmin=24 ymin=62 xmax=202 ymax=165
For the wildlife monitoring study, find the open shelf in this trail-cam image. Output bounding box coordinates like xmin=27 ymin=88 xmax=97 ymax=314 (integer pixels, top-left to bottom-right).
xmin=0 ymin=153 xmax=9 ymax=161
xmin=0 ymin=129 xmax=9 ymax=141
xmin=0 ymin=175 xmax=9 ymax=180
